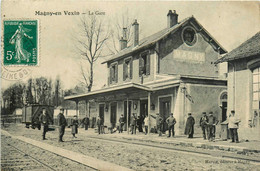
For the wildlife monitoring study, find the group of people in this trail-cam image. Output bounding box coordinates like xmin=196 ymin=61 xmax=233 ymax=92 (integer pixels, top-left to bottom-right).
xmin=118 ymin=113 xmax=177 ymax=136
xmin=198 ymin=110 xmax=241 ymax=142
xmin=39 ymin=107 xmax=241 ymax=143
xmin=38 ymin=107 xmax=90 ymax=142
xmin=199 ymin=112 xmax=219 ymax=141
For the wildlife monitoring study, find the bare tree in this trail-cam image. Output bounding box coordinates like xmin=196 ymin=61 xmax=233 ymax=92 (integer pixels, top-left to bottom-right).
xmin=107 ymin=9 xmax=141 ymax=54
xmin=108 ymin=10 xmax=133 ymax=54
xmin=74 ymin=15 xmax=110 ymax=92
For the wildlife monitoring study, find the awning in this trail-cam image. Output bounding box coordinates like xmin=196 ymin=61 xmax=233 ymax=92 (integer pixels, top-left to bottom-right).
xmin=64 ymin=83 xmax=151 ymax=102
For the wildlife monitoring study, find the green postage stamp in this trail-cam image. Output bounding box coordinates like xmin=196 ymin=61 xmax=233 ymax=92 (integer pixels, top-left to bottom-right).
xmin=3 ymin=20 xmax=38 ymax=65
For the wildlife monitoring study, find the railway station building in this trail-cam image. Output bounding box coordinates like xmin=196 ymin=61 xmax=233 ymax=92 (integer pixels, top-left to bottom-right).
xmin=65 ymin=10 xmax=227 ymax=136
xmin=215 ymin=31 xmax=260 ymax=140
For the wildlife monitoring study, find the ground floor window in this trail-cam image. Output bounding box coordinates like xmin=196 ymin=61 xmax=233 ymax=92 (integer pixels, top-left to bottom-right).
xmin=252 ymin=67 xmax=260 ymax=110
xmin=252 ymin=67 xmax=260 ymax=128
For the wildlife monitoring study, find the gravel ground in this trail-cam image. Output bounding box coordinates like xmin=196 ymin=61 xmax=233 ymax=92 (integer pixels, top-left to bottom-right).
xmin=2 ymin=124 xmax=259 ymax=171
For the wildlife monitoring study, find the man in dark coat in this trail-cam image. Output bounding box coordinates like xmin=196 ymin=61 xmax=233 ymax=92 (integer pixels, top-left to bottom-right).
xmin=39 ymin=108 xmax=52 ymax=140
xmin=57 ymin=107 xmax=67 ymax=142
xmin=119 ymin=114 xmax=125 ymax=133
xmin=96 ymin=116 xmax=102 ymax=134
xmin=200 ymin=112 xmax=208 ymax=140
xmin=130 ymin=113 xmax=137 ymax=134
xmin=184 ymin=113 xmax=195 ymax=138
xmin=166 ymin=113 xmax=176 ymax=137
xmin=137 ymin=116 xmax=143 ymax=132
xmin=81 ymin=116 xmax=90 ymax=130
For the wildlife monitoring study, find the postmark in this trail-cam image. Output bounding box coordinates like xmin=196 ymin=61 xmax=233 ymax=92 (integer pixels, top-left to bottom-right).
xmin=3 ymin=20 xmax=38 ymax=66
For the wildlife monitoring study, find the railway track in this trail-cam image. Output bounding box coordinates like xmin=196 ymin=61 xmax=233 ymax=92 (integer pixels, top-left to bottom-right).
xmin=87 ymin=136 xmax=260 ymax=165
xmin=1 ymin=134 xmax=97 ymax=171
xmin=1 ymin=141 xmax=55 ymax=171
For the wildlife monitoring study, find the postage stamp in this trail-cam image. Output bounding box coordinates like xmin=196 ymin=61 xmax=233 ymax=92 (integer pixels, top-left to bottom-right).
xmin=3 ymin=20 xmax=38 ymax=66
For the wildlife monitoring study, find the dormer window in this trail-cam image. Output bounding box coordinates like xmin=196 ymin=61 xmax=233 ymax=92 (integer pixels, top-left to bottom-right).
xmin=139 ymin=51 xmax=150 ymax=76
xmin=110 ymin=63 xmax=118 ymax=84
xmin=123 ymin=57 xmax=132 ymax=81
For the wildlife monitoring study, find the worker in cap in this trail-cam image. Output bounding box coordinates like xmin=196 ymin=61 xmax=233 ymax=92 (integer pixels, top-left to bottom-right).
xmin=207 ymin=111 xmax=218 ymax=142
xmin=57 ymin=106 xmax=67 ymax=142
xmin=166 ymin=113 xmax=176 ymax=137
xmin=228 ymin=110 xmax=241 ymax=143
xmin=200 ymin=112 xmax=208 ymax=140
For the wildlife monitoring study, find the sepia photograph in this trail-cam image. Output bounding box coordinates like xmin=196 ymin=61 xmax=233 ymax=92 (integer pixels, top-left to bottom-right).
xmin=1 ymin=0 xmax=260 ymax=170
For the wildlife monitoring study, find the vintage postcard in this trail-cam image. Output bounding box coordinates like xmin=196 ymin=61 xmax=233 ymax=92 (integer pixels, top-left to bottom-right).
xmin=1 ymin=1 xmax=260 ymax=170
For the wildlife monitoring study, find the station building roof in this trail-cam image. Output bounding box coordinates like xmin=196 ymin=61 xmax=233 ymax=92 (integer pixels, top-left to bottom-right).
xmin=215 ymin=31 xmax=260 ymax=64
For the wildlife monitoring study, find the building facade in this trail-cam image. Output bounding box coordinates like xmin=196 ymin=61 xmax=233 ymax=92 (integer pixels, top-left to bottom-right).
xmin=215 ymin=31 xmax=260 ymax=140
xmin=65 ymin=10 xmax=227 ymax=136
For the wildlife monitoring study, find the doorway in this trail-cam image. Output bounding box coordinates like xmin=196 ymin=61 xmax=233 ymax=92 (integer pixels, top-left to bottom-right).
xmin=159 ymin=96 xmax=171 ymax=132
xmin=110 ymin=102 xmax=117 ymax=128
xmin=124 ymin=101 xmax=132 ymax=130
xmin=140 ymin=99 xmax=148 ymax=118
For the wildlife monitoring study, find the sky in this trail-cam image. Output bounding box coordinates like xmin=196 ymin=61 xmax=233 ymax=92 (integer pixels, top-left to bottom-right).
xmin=1 ymin=1 xmax=260 ymax=91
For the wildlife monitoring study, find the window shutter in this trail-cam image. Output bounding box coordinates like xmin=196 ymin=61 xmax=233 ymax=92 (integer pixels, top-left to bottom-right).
xmin=109 ymin=66 xmax=113 ymax=84
xmin=146 ymin=53 xmax=150 ymax=75
xmin=139 ymin=57 xmax=144 ymax=76
xmin=115 ymin=64 xmax=118 ymax=83
xmin=130 ymin=60 xmax=133 ymax=79
xmin=123 ymin=63 xmax=126 ymax=81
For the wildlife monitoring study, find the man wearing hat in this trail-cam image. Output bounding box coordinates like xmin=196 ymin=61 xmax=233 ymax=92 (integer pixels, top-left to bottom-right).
xmin=119 ymin=114 xmax=125 ymax=133
xmin=81 ymin=115 xmax=90 ymax=131
xmin=184 ymin=113 xmax=195 ymax=138
xmin=228 ymin=110 xmax=241 ymax=143
xmin=166 ymin=113 xmax=176 ymax=137
xmin=57 ymin=107 xmax=67 ymax=142
xmin=39 ymin=108 xmax=52 ymax=140
xmin=151 ymin=113 xmax=163 ymax=136
xmin=200 ymin=112 xmax=208 ymax=140
xmin=130 ymin=113 xmax=137 ymax=134
xmin=96 ymin=116 xmax=102 ymax=134
xmin=207 ymin=112 xmax=218 ymax=141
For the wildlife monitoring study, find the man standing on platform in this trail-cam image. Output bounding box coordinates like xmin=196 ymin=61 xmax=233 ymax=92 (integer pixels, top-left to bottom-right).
xmin=207 ymin=112 xmax=218 ymax=141
xmin=119 ymin=114 xmax=125 ymax=133
xmin=184 ymin=113 xmax=195 ymax=138
xmin=228 ymin=110 xmax=241 ymax=143
xmin=151 ymin=113 xmax=163 ymax=136
xmin=130 ymin=113 xmax=137 ymax=134
xmin=57 ymin=107 xmax=67 ymax=142
xmin=166 ymin=113 xmax=176 ymax=137
xmin=39 ymin=108 xmax=52 ymax=140
xmin=200 ymin=112 xmax=208 ymax=140
xmin=81 ymin=116 xmax=90 ymax=131
xmin=97 ymin=116 xmax=102 ymax=134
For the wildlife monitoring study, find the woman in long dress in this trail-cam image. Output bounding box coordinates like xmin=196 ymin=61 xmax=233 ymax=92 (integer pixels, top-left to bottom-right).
xmin=71 ymin=115 xmax=79 ymax=138
xmin=9 ymin=23 xmax=33 ymax=62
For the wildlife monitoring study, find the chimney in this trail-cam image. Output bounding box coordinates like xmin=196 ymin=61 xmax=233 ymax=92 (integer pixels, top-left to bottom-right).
xmin=120 ymin=28 xmax=127 ymax=50
xmin=132 ymin=19 xmax=139 ymax=46
xmin=123 ymin=27 xmax=127 ymax=40
xmin=120 ymin=37 xmax=127 ymax=50
xmin=167 ymin=10 xmax=178 ymax=28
